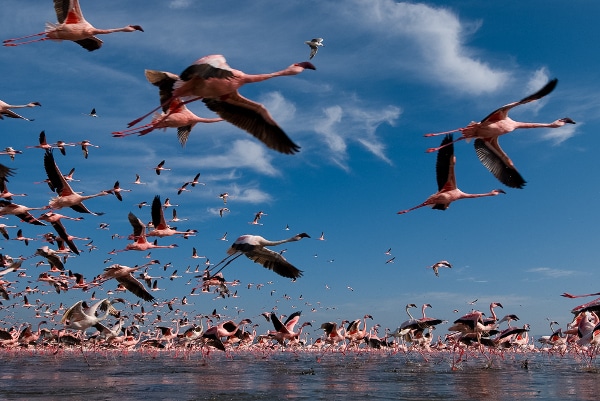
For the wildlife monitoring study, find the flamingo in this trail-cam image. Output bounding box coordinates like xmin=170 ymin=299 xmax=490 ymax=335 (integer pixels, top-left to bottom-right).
xmin=0 ymin=179 xmax=27 ymax=200
xmin=425 ymin=79 xmax=575 ymax=188
xmin=116 ymin=212 xmax=178 ymax=252
xmin=3 ymin=0 xmax=143 ymax=51
xmin=26 ymin=131 xmax=53 ymax=151
xmin=153 ymin=160 xmax=170 ymax=175
xmin=38 ymin=211 xmax=84 ymax=255
xmin=113 ymin=70 xmax=223 ymax=146
xmin=146 ymin=196 xmax=194 ymax=239
xmin=345 ymin=314 xmax=373 ymax=346
xmin=398 ymin=134 xmax=505 ymax=214
xmin=61 ymin=298 xmax=121 ymax=333
xmin=76 ymin=140 xmax=99 ymax=159
xmin=100 ymin=262 xmax=157 ymax=302
xmin=305 ymin=38 xmax=324 ymax=59
xmin=126 ymin=55 xmax=316 ymax=154
xmin=269 ymin=311 xmax=311 ymax=345
xmin=43 ymin=149 xmax=109 ymax=214
xmin=209 ymin=232 xmax=310 ymax=280
xmin=0 ymin=200 xmax=47 ymax=225
xmin=320 ymin=320 xmax=347 ymax=347
xmin=0 ymin=147 xmax=23 ymax=161
xmin=428 ymin=260 xmax=452 ymax=277
xmin=0 ymin=99 xmax=41 ymax=121
xmin=105 ymin=181 xmax=131 ymax=201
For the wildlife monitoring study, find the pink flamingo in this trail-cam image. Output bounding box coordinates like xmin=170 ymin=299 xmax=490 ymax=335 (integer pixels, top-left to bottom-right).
xmin=398 ymin=134 xmax=505 ymax=214
xmin=113 ymin=70 xmax=222 ymax=146
xmin=425 ymin=79 xmax=575 ymax=188
xmin=38 ymin=211 xmax=85 ymax=255
xmin=100 ymin=262 xmax=157 ymax=302
xmin=428 ymin=260 xmax=452 ymax=277
xmin=116 ymin=212 xmax=178 ymax=252
xmin=268 ymin=311 xmax=311 ymax=345
xmin=3 ymin=0 xmax=143 ymax=51
xmin=0 ymin=200 xmax=47 ymax=225
xmin=0 ymin=99 xmax=41 ymax=121
xmin=147 ymin=195 xmax=195 ymax=238
xmin=126 ymin=55 xmax=315 ymax=154
xmin=105 ymin=181 xmax=131 ymax=202
xmin=209 ymin=232 xmax=310 ymax=280
xmin=43 ymin=149 xmax=109 ymax=214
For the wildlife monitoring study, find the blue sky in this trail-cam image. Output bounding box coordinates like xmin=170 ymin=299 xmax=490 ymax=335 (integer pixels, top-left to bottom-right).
xmin=0 ymin=0 xmax=597 ymax=339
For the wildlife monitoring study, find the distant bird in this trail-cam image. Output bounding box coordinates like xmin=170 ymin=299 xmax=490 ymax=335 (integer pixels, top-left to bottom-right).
xmin=85 ymin=108 xmax=98 ymax=117
xmin=0 ymin=99 xmax=41 ymax=121
xmin=210 ymin=233 xmax=310 ymax=280
xmin=105 ymin=181 xmax=131 ymax=201
xmin=153 ymin=160 xmax=170 ymax=175
xmin=26 ymin=131 xmax=53 ymax=151
xmin=133 ymin=174 xmax=146 ymax=185
xmin=219 ymin=193 xmax=229 ymax=204
xmin=43 ymin=149 xmax=108 ymax=214
xmin=385 ymin=257 xmax=395 ymax=264
xmin=218 ymin=208 xmax=230 ymax=218
xmin=113 ymin=71 xmax=222 ymax=146
xmin=305 ymin=38 xmax=324 ymax=59
xmin=35 ymin=246 xmax=65 ymax=271
xmin=147 ymin=195 xmax=195 ymax=238
xmin=117 ymin=212 xmax=178 ymax=252
xmin=76 ymin=140 xmax=99 ymax=159
xmin=428 ymin=260 xmax=452 ymax=277
xmin=125 ymin=55 xmax=315 ymax=154
xmin=425 ymin=79 xmax=575 ymax=189
xmin=398 ymin=134 xmax=505 ymax=214
xmin=0 ymin=147 xmax=23 ymax=161
xmin=317 ymin=232 xmax=325 ymax=241
xmin=189 ymin=173 xmax=204 ymax=187
xmin=38 ymin=211 xmax=84 ymax=254
xmin=3 ymin=0 xmax=144 ymax=51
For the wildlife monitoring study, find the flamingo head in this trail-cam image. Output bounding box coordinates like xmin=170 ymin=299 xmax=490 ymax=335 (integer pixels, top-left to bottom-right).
xmin=295 ymin=233 xmax=311 ymax=240
xmin=558 ymin=117 xmax=576 ymax=124
xmin=29 ymin=102 xmax=42 ymax=107
xmin=491 ymin=302 xmax=503 ymax=309
xmin=294 ymin=62 xmax=316 ymax=70
xmin=493 ymin=189 xmax=506 ymax=195
xmin=129 ymin=25 xmax=144 ymax=32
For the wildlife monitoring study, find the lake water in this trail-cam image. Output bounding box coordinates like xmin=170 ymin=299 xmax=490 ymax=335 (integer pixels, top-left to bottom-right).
xmin=1 ymin=348 xmax=600 ymax=400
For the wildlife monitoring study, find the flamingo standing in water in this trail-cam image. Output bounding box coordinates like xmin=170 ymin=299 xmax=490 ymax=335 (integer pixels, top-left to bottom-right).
xmin=125 ymin=55 xmax=316 ymax=154
xmin=3 ymin=0 xmax=143 ymax=51
xmin=209 ymin=232 xmax=310 ymax=280
xmin=0 ymin=99 xmax=41 ymax=121
xmin=425 ymin=79 xmax=575 ymax=188
xmin=398 ymin=134 xmax=505 ymax=214
xmin=113 ymin=70 xmax=223 ymax=146
xmin=43 ymin=149 xmax=109 ymax=215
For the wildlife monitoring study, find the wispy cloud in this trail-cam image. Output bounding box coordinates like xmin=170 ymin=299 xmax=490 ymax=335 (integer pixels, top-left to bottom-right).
xmin=526 ymin=267 xmax=576 ymax=279
xmin=347 ymin=0 xmax=510 ymax=94
xmin=196 ymin=139 xmax=280 ymax=176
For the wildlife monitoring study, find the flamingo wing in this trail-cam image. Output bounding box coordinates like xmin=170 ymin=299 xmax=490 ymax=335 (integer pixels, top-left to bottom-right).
xmin=1 ymin=109 xmax=32 ymax=121
xmin=435 ymin=134 xmax=455 ymax=191
xmin=15 ymin=211 xmax=46 ymax=226
xmin=177 ymin=125 xmax=193 ymax=147
xmin=43 ymin=149 xmax=72 ymax=195
xmin=179 ymin=61 xmax=234 ymax=82
xmin=284 ymin=311 xmax=302 ymax=331
xmin=0 ymin=164 xmax=15 ymax=182
xmin=127 ymin=212 xmax=145 ymax=239
xmin=116 ymin=275 xmax=155 ymax=302
xmin=151 ymin=195 xmax=167 ymax=229
xmin=239 ymin=246 xmax=303 ymax=279
xmin=203 ymin=94 xmax=300 ymax=154
xmin=474 ymin=138 xmax=526 ymax=189
xmin=145 ymin=70 xmax=179 ymax=111
xmin=480 ymin=78 xmax=558 ymax=123
xmin=49 ymin=220 xmax=80 ymax=255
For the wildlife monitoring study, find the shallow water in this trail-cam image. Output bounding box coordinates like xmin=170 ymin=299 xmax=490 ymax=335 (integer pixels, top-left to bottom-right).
xmin=1 ymin=349 xmax=600 ymax=400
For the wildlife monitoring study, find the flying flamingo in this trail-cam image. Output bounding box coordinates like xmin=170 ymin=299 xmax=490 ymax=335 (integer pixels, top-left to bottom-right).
xmin=425 ymin=79 xmax=575 ymax=188
xmin=428 ymin=260 xmax=452 ymax=277
xmin=61 ymin=298 xmax=121 ymax=335
xmin=345 ymin=314 xmax=373 ymax=346
xmin=105 ymin=181 xmax=131 ymax=201
xmin=0 ymin=179 xmax=27 ymax=200
xmin=269 ymin=311 xmax=311 ymax=345
xmin=37 ymin=212 xmax=83 ymax=255
xmin=113 ymin=70 xmax=223 ymax=146
xmin=305 ymin=38 xmax=324 ymax=59
xmin=43 ymin=150 xmax=109 ymax=214
xmin=0 ymin=99 xmax=41 ymax=121
xmin=398 ymin=134 xmax=505 ymax=214
xmin=209 ymin=232 xmax=310 ymax=280
xmin=0 ymin=147 xmax=23 ymax=161
xmin=125 ymin=55 xmax=316 ymax=154
xmin=116 ymin=211 xmax=178 ymax=252
xmin=561 ymin=292 xmax=600 ymax=315
xmin=0 ymin=200 xmax=47 ymax=225
xmin=100 ymin=262 xmax=157 ymax=302
xmin=147 ymin=195 xmax=195 ymax=238
xmin=3 ymin=0 xmax=144 ymax=51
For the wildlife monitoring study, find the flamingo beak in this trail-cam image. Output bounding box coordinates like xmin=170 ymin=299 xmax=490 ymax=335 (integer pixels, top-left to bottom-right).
xmin=296 ymin=62 xmax=316 ymax=70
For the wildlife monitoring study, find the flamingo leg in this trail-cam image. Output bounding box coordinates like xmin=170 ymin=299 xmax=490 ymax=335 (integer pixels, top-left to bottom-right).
xmin=126 ymin=96 xmax=203 ymax=128
xmin=426 ymin=136 xmax=466 ymax=153
xmin=423 ymin=127 xmax=464 ymax=137
xmin=208 ymin=252 xmax=244 ymax=278
xmin=3 ymin=32 xmax=47 ymax=45
xmin=112 ymin=122 xmax=156 ymax=137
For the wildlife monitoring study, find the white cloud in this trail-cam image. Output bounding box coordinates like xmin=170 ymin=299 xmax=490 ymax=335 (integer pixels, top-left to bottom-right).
xmin=348 ymin=0 xmax=509 ymax=94
xmin=259 ymin=92 xmax=297 ymax=125
xmin=197 ymin=139 xmax=279 ymax=176
xmin=542 ymin=122 xmax=579 ymax=145
xmin=169 ymin=0 xmax=192 ymax=9
xmin=526 ymin=267 xmax=576 ymax=279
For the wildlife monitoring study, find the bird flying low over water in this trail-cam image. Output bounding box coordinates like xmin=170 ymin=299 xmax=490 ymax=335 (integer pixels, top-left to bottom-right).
xmin=425 ymin=79 xmax=575 ymax=189
xmin=398 ymin=134 xmax=505 ymax=214
xmin=125 ymin=55 xmax=316 ymax=154
xmin=208 ymin=233 xmax=311 ymax=280
xmin=305 ymin=38 xmax=324 ymax=59
xmin=3 ymin=0 xmax=144 ymax=51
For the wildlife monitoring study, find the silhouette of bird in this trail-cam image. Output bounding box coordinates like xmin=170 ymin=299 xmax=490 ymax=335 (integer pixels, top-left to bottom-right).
xmin=3 ymin=0 xmax=144 ymax=51
xmin=425 ymin=79 xmax=575 ymax=188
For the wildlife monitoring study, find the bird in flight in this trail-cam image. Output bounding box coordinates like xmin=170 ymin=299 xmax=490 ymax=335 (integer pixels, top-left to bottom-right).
xmin=305 ymin=38 xmax=324 ymax=59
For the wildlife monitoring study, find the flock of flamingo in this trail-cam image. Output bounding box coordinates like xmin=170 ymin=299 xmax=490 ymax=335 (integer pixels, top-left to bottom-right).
xmin=0 ymin=0 xmax=593 ymax=365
